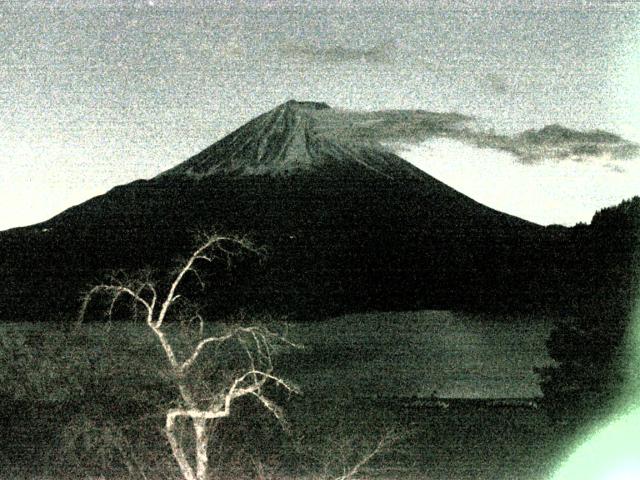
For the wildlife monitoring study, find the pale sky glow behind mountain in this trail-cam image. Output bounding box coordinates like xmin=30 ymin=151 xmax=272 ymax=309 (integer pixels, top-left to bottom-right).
xmin=394 ymin=139 xmax=640 ymax=226
xmin=1 ymin=0 xmax=639 ymax=230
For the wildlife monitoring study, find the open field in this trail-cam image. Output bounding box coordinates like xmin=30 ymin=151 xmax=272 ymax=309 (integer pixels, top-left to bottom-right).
xmin=0 ymin=311 xmax=575 ymax=479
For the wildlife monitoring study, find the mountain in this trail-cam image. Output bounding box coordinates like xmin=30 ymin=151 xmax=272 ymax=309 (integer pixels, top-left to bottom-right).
xmin=160 ymin=100 xmax=462 ymax=178
xmin=162 ymin=100 xmax=336 ymax=177
xmin=0 ymin=100 xmax=623 ymax=322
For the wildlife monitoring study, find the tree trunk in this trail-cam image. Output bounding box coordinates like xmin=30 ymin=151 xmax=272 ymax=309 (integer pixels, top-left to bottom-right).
xmin=194 ymin=417 xmax=210 ymax=480
xmin=166 ymin=413 xmax=197 ymax=480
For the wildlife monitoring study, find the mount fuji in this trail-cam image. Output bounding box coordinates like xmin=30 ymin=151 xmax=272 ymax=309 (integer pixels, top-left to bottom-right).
xmin=0 ymin=100 xmax=634 ymax=322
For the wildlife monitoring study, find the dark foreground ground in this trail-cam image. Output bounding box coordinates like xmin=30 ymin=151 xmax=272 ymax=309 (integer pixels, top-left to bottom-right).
xmin=0 ymin=313 xmax=573 ymax=479
xmin=288 ymin=396 xmax=568 ymax=480
xmin=0 ymin=396 xmax=569 ymax=480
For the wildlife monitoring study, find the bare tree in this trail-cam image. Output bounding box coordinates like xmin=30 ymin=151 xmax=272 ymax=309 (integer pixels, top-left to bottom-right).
xmin=249 ymin=426 xmax=401 ymax=480
xmin=332 ymin=429 xmax=398 ymax=480
xmin=79 ymin=234 xmax=299 ymax=480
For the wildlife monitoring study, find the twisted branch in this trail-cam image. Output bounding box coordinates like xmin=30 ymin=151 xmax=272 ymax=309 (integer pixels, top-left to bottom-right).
xmin=78 ymin=232 xmax=297 ymax=480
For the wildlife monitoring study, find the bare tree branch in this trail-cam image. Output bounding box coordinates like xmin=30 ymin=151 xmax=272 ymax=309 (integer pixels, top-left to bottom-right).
xmin=251 ymin=391 xmax=289 ymax=429
xmin=80 ymin=232 xmax=294 ymax=480
xmin=155 ymin=234 xmax=255 ymax=329
xmin=180 ymin=332 xmax=236 ymax=372
xmin=186 ymin=267 xmax=206 ymax=291
xmin=332 ymin=429 xmax=401 ymax=480
xmin=78 ymin=284 xmax=152 ymax=324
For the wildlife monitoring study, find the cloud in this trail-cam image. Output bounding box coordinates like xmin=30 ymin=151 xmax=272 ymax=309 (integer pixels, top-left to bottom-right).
xmin=321 ymin=109 xmax=640 ymax=226
xmin=308 ymin=107 xmax=639 ymax=166
xmin=605 ymin=163 xmax=626 ymax=173
xmin=465 ymin=124 xmax=640 ymax=163
xmin=312 ymin=108 xmax=472 ymax=145
xmin=283 ymin=40 xmax=396 ymax=64
xmin=484 ymin=72 xmax=510 ymax=95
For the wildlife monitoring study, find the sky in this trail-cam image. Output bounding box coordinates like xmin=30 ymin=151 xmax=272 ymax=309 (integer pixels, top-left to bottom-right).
xmin=1 ymin=0 xmax=639 ymax=230
xmin=396 ymin=137 xmax=640 ymax=225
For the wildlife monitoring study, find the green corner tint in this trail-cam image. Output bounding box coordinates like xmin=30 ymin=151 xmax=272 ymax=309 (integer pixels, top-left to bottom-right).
xmin=552 ymin=292 xmax=640 ymax=479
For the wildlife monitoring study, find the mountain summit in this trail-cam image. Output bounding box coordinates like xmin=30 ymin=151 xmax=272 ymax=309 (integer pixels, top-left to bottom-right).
xmin=163 ymin=100 xmax=332 ymax=176
xmin=162 ymin=99 xmax=430 ymax=179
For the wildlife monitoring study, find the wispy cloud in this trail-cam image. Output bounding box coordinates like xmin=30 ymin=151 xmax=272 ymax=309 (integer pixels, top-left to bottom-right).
xmin=283 ymin=40 xmax=396 ymax=64
xmin=311 ymin=108 xmax=472 ymax=147
xmin=465 ymin=125 xmax=640 ymax=163
xmin=310 ymin=107 xmax=639 ymax=164
xmin=484 ymin=72 xmax=510 ymax=95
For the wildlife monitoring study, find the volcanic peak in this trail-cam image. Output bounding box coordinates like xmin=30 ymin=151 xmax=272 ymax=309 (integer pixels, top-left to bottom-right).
xmin=161 ymin=99 xmax=334 ymax=177
xmin=160 ymin=99 xmax=426 ymax=179
xmin=281 ymin=99 xmax=331 ymax=111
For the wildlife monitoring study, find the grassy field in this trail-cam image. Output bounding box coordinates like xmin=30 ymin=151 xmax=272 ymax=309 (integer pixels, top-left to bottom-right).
xmin=0 ymin=311 xmax=574 ymax=479
xmin=282 ymin=310 xmax=553 ymax=399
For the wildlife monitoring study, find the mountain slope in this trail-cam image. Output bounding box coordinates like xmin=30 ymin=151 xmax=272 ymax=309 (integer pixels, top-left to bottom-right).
xmin=0 ymin=100 xmax=573 ymax=321
xmin=161 ymin=100 xmax=433 ymax=179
